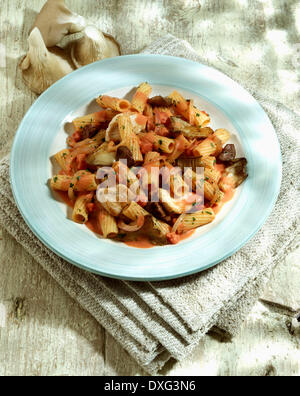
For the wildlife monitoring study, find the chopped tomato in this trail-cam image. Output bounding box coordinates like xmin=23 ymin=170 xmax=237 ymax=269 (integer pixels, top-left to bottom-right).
xmin=154 ymin=125 xmax=170 ymax=137
xmin=67 ymin=131 xmax=82 ymax=147
xmin=76 ymin=154 xmax=87 ymax=171
xmin=167 ymin=232 xmax=180 ymax=245
xmin=73 ymin=131 xmax=82 ymax=141
xmin=139 ymin=133 xmax=155 ymax=154
xmin=154 ymin=108 xmax=170 ymax=124
xmin=86 ymin=203 xmax=95 ymax=213
xmin=147 ymin=117 xmax=155 ymax=131
xmin=135 ymin=114 xmax=148 ymax=127
xmin=136 ymin=194 xmax=148 ymax=207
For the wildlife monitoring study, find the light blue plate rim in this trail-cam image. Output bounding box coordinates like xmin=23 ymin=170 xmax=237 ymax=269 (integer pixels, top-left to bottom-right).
xmin=10 ymin=54 xmax=282 ymax=281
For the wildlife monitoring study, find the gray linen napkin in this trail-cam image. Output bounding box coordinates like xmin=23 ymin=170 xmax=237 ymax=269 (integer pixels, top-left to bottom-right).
xmin=0 ymin=35 xmax=299 ymax=375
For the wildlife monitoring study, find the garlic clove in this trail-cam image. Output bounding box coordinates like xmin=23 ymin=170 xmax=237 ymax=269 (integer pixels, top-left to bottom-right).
xmin=31 ymin=0 xmax=87 ymax=47
xmin=71 ymin=25 xmax=120 ymax=69
xmin=20 ymin=27 xmax=74 ymax=94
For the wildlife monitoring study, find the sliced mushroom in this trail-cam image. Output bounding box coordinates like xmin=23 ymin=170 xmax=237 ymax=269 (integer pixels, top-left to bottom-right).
xmin=96 ymin=184 xmax=135 ymax=216
xmin=218 ymin=144 xmax=236 ymax=162
xmin=145 ymin=202 xmax=167 ymax=221
xmin=170 ymin=117 xmax=214 ymax=139
xmin=116 ymin=146 xmax=135 ymax=168
xmin=105 ymin=113 xmax=145 ymax=143
xmin=222 ymin=158 xmax=248 ymax=189
xmin=80 ymin=124 xmax=99 ymax=140
xmin=86 ymin=143 xmax=116 ymax=166
xmin=147 ymin=96 xmax=173 ymax=107
xmin=142 ymin=216 xmax=171 ymax=245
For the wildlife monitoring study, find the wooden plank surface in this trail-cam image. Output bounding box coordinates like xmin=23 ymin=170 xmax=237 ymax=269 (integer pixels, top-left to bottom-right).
xmin=0 ymin=0 xmax=299 ymax=376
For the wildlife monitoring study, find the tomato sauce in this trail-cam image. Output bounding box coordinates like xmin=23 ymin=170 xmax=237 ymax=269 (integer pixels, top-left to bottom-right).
xmin=56 ymin=191 xmax=74 ymax=208
xmin=215 ymin=163 xmax=225 ymax=174
xmin=86 ymin=215 xmax=103 ymax=236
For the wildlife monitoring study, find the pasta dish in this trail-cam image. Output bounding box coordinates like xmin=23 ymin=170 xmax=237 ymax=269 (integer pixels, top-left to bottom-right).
xmin=50 ymin=83 xmax=248 ymax=247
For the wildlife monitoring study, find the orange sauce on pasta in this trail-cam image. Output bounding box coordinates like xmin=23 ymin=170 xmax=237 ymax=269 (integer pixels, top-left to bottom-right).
xmin=125 ymin=238 xmax=155 ymax=249
xmin=215 ymin=163 xmax=225 ymax=174
xmin=56 ymin=191 xmax=74 ymax=208
xmin=56 ymin=191 xmax=103 ymax=235
xmin=175 ymin=101 xmax=188 ymax=115
xmin=85 ymin=215 xmax=103 ymax=236
xmin=212 ymin=188 xmax=235 ymax=214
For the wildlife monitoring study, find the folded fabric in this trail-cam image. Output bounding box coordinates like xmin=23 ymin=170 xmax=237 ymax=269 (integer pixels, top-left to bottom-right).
xmin=0 ymin=35 xmax=299 ymax=374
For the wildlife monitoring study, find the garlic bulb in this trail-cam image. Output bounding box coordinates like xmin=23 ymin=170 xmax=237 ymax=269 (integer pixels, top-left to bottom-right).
xmin=20 ymin=28 xmax=74 ymax=94
xmin=71 ymin=25 xmax=120 ymax=68
xmin=31 ymin=0 xmax=86 ymax=47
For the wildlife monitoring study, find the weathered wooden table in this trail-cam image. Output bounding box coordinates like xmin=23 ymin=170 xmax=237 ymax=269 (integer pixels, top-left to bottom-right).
xmin=0 ymin=0 xmax=299 ymax=376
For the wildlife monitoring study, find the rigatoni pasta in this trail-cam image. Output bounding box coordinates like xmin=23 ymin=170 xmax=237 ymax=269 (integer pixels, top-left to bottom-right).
xmin=132 ymin=83 xmax=152 ymax=113
xmin=50 ymin=83 xmax=248 ymax=247
xmin=118 ymin=115 xmax=143 ymax=162
xmin=96 ymin=95 xmax=131 ymax=113
xmin=98 ymin=208 xmax=119 ymax=238
xmin=177 ymin=208 xmax=215 ymax=233
xmin=72 ymin=194 xmax=93 ymax=224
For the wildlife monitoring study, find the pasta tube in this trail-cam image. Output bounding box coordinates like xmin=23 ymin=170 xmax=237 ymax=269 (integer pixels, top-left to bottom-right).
xmin=96 ymin=95 xmax=131 ymax=113
xmin=98 ymin=208 xmax=118 ymax=238
xmin=144 ymin=151 xmax=161 ymax=164
xmin=178 ymin=208 xmax=215 ymax=233
xmin=193 ymin=108 xmax=210 ymax=127
xmin=72 ymin=194 xmax=93 ymax=224
xmin=143 ymin=103 xmax=155 ymax=131
xmin=132 ymin=83 xmax=152 ymax=113
xmin=153 ymin=135 xmax=175 ymax=154
xmin=122 ymin=201 xmax=149 ymax=221
xmin=177 ymin=156 xmax=217 ymax=171
xmin=50 ymin=175 xmax=72 ymax=191
xmin=211 ymin=188 xmax=225 ymax=206
xmin=204 ymin=180 xmax=216 ymax=201
xmin=193 ymin=138 xmax=217 ymax=157
xmin=168 ymin=90 xmax=189 ymax=120
xmin=72 ymin=110 xmax=107 ymax=131
xmin=204 ymin=168 xmax=221 ymax=185
xmin=74 ymin=173 xmax=98 ymax=192
xmin=214 ymin=129 xmax=231 ymax=144
xmin=118 ymin=115 xmax=143 ymax=162
xmin=200 ymin=156 xmax=217 ymax=169
xmin=54 ymin=149 xmax=71 ymax=171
